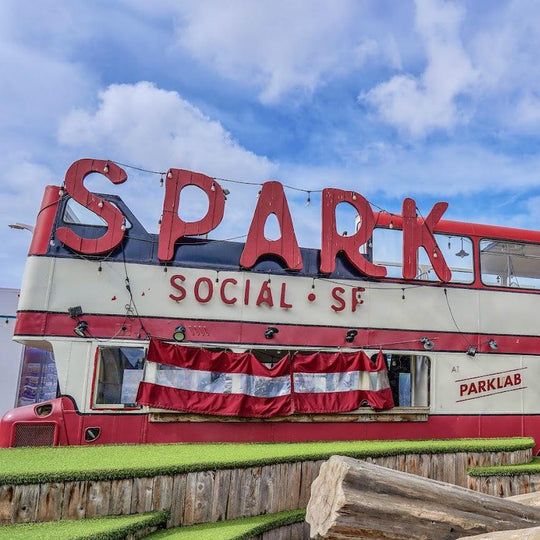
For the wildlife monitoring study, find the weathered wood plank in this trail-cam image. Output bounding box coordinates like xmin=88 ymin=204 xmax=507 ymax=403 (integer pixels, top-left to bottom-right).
xmin=168 ymin=474 xmax=187 ymax=528
xmin=209 ymin=469 xmax=231 ymax=521
xmin=225 ymin=467 xmax=243 ymax=519
xmin=130 ymin=477 xmax=154 ymax=514
xmin=12 ymin=485 xmax=39 ymax=523
xmin=109 ymin=478 xmax=134 ymax=516
xmin=183 ymin=470 xmax=214 ymax=525
xmin=418 ymin=453 xmax=431 ymax=479
xmin=86 ymin=480 xmax=111 ymax=518
xmin=257 ymin=522 xmax=310 ymax=540
xmin=442 ymin=453 xmax=457 ymax=485
xmin=455 ymin=452 xmax=468 ymax=487
xmin=0 ymin=486 xmax=14 ymax=523
xmin=37 ymin=482 xmax=64 ymax=522
xmin=62 ymin=481 xmax=87 ymax=520
xmin=152 ymin=475 xmax=174 ymax=513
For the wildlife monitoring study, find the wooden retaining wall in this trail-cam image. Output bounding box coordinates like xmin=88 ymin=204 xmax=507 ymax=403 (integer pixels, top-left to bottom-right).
xmin=0 ymin=448 xmax=531 ymax=527
xmin=468 ymin=473 xmax=540 ymax=498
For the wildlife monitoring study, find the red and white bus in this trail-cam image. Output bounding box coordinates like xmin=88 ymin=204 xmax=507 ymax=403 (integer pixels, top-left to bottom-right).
xmin=2 ymin=158 xmax=539 ymax=448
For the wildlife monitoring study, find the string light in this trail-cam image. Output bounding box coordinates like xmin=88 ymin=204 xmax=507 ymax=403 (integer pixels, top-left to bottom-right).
xmin=58 ymin=185 xmax=65 ymax=197
xmin=103 ymin=163 xmax=109 ymax=174
xmin=107 ymin=159 xmax=403 ymax=225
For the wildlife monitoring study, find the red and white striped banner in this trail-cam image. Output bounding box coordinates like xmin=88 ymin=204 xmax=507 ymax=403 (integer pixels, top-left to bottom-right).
xmin=136 ymin=339 xmax=394 ymax=417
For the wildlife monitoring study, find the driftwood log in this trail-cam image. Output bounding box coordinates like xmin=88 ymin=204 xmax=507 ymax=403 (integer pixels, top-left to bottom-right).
xmin=306 ymin=455 xmax=540 ymax=539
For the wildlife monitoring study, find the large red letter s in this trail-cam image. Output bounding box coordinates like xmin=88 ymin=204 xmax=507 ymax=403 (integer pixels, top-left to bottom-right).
xmin=55 ymin=159 xmax=128 ymax=254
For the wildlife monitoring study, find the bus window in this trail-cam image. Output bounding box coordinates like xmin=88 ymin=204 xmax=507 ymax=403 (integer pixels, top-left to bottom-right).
xmin=371 ymin=227 xmax=403 ymax=278
xmin=94 ymin=347 xmax=145 ymax=407
xmin=63 ymin=198 xmax=132 ymax=229
xmin=432 ymin=235 xmax=474 ymax=284
xmin=377 ymin=354 xmax=430 ymax=407
xmin=371 ymin=228 xmax=473 ymax=283
xmin=480 ymin=239 xmax=540 ymax=289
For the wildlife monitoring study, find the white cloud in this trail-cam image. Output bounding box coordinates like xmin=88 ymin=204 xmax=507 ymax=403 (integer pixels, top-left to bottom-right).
xmin=362 ymin=0 xmax=477 ymax=137
xmin=59 ymin=82 xmax=274 ymax=181
xmin=173 ymin=0 xmax=388 ymax=104
xmin=58 ymin=81 xmax=276 ymax=240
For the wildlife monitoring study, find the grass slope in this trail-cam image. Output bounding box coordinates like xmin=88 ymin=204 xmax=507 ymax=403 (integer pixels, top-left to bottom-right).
xmin=0 ymin=511 xmax=168 ymax=540
xmin=0 ymin=437 xmax=532 ymax=485
xmin=469 ymin=456 xmax=540 ymax=477
xmin=146 ymin=509 xmax=306 ymax=539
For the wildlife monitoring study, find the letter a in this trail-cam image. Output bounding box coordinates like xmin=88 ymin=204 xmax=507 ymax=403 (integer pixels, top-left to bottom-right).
xmin=240 ymin=181 xmax=302 ymax=270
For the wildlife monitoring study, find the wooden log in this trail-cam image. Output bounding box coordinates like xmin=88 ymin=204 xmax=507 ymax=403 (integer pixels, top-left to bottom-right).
xmin=306 ymin=456 xmax=540 ymax=539
xmin=507 ymin=491 xmax=540 ymax=508
xmin=456 ymin=525 xmax=540 ymax=539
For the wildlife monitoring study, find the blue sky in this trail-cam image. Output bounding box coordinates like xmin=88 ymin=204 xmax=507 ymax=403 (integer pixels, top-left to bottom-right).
xmin=2 ymin=0 xmax=540 ymax=288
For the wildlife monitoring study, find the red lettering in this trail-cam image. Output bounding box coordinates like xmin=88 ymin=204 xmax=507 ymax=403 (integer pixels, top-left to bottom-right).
xmin=220 ymin=278 xmax=238 ymax=305
xmin=256 ymin=281 xmax=274 ymax=307
xmin=320 ymin=189 xmax=386 ymax=277
xmin=477 ymin=380 xmax=486 ymax=393
xmin=279 ymin=283 xmax=293 ymax=309
xmin=514 ymin=373 xmax=522 ymax=385
xmin=351 ymin=287 xmax=365 ymax=312
xmin=244 ymin=279 xmax=250 ymax=305
xmin=504 ymin=375 xmax=513 ymax=387
xmin=468 ymin=382 xmax=477 ymax=395
xmin=331 ymin=287 xmax=346 ymax=312
xmin=402 ymin=198 xmax=451 ymax=281
xmin=194 ymin=277 xmax=213 ymax=303
xmin=240 ymin=181 xmax=302 ymax=270
xmin=169 ymin=274 xmax=186 ymax=302
xmin=158 ymin=169 xmax=225 ymax=261
xmin=459 ymin=384 xmax=467 ymax=396
xmin=56 ymin=159 xmax=127 ymax=254
xmin=487 ymin=378 xmax=495 ymax=391
xmin=497 ymin=377 xmax=503 ymax=389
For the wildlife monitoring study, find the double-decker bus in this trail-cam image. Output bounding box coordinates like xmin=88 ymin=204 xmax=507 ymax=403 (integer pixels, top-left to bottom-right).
xmin=1 ymin=158 xmax=539 ymax=448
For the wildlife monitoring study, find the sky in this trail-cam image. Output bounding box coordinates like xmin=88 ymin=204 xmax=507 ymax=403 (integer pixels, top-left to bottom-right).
xmin=2 ymin=0 xmax=540 ymax=288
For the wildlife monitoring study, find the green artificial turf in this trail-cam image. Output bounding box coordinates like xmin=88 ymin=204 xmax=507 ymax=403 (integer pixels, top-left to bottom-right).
xmin=0 ymin=437 xmax=532 ymax=485
xmin=0 ymin=510 xmax=168 ymax=540
xmin=468 ymin=456 xmax=540 ymax=477
xmin=146 ymin=509 xmax=306 ymax=539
